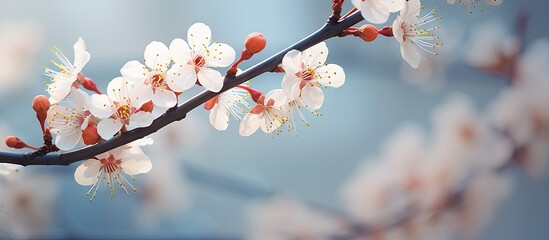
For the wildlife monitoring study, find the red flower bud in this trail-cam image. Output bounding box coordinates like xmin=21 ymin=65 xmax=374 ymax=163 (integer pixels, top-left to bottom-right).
xmin=82 ymin=124 xmax=101 ymax=145
xmin=5 ymin=136 xmax=27 ymax=149
xmin=32 ymin=95 xmax=50 ymax=134
xmin=32 ymin=95 xmax=50 ymax=114
xmin=82 ymin=77 xmax=102 ymax=94
xmin=358 ymin=24 xmax=379 ymax=42
xmin=245 ymin=32 xmax=266 ymax=54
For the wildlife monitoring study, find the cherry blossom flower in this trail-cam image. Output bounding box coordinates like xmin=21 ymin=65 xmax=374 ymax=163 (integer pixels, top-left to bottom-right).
xmin=169 ymin=23 xmax=236 ymax=92
xmin=281 ymin=42 xmax=345 ymax=127
xmin=392 ymin=0 xmax=442 ymax=68
xmin=205 ymin=86 xmax=249 ymax=131
xmin=74 ymin=144 xmax=152 ymax=200
xmin=248 ymin=196 xmax=344 ymax=240
xmin=351 ymin=0 xmax=406 ymax=24
xmin=121 ymin=41 xmax=188 ymax=108
xmin=89 ymin=77 xmax=154 ymax=140
xmin=239 ymin=89 xmax=289 ymax=136
xmin=44 ymin=37 xmax=90 ymax=104
xmin=46 ymin=88 xmax=92 ymax=150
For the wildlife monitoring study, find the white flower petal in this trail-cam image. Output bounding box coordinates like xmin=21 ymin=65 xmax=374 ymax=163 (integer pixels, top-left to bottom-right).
xmin=210 ymin=104 xmax=229 ymax=131
xmin=131 ymin=83 xmax=154 ymax=108
xmin=47 ymin=77 xmax=73 ymax=104
xmin=152 ymin=89 xmax=177 ymax=108
xmin=302 ymin=42 xmax=328 ymax=69
xmin=281 ymin=74 xmax=301 ymax=101
xmin=166 ymin=64 xmax=197 ymax=92
xmin=107 ymin=77 xmax=132 ymax=105
xmin=388 ymin=0 xmax=406 ymax=12
xmin=89 ymin=94 xmax=114 ymax=119
xmin=97 ymin=119 xmax=123 ymax=140
xmin=120 ymin=150 xmax=152 ymax=175
xmin=72 ymin=87 xmax=90 ymax=110
xmin=188 ymin=22 xmax=212 ymax=54
xmin=128 ymin=111 xmax=154 ymax=130
xmin=144 ymin=41 xmax=171 ymax=71
xmin=81 ymin=116 xmax=90 ymax=131
xmin=352 ymin=0 xmax=392 ymax=24
xmin=121 ymin=60 xmax=148 ymax=84
xmin=239 ymin=112 xmax=262 ymax=136
xmin=265 ymin=89 xmax=288 ymax=107
xmin=169 ymin=38 xmax=192 ymax=64
xmin=400 ymin=40 xmax=421 ymax=68
xmin=392 ymin=16 xmax=405 ymax=44
xmin=73 ymin=37 xmax=91 ymax=74
xmin=205 ymin=42 xmax=236 ymax=68
xmin=74 ymin=159 xmax=102 ymax=186
xmin=315 ymin=64 xmax=345 ymax=88
xmin=282 ymin=49 xmax=303 ymax=75
xmin=55 ymin=130 xmax=82 ymax=151
xmin=300 ymin=85 xmax=325 ymax=110
xmin=197 ymin=67 xmax=224 ymax=92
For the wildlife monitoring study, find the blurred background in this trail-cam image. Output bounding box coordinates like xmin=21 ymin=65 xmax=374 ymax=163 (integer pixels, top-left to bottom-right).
xmin=0 ymin=0 xmax=548 ymax=239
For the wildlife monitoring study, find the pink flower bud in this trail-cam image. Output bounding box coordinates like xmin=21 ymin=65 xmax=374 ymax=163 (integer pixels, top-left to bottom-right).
xmin=82 ymin=77 xmax=102 ymax=94
xmin=32 ymin=95 xmax=50 ymax=114
xmin=245 ymin=33 xmax=266 ymax=54
xmin=5 ymin=136 xmax=26 ymax=149
xmin=358 ymin=24 xmax=378 ymax=42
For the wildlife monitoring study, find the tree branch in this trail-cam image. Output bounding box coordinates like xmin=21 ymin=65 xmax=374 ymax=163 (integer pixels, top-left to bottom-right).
xmin=0 ymin=11 xmax=364 ymax=167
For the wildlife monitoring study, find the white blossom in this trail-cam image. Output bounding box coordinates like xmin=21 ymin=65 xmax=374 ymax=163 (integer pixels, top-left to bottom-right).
xmin=248 ymin=196 xmax=343 ymax=240
xmin=392 ymin=0 xmax=442 ymax=68
xmin=169 ymin=23 xmax=236 ymax=92
xmin=74 ymin=144 xmax=152 ymax=200
xmin=89 ymin=77 xmax=154 ymax=140
xmin=45 ymin=38 xmax=90 ymax=104
xmin=47 ymin=88 xmax=92 ymax=150
xmin=121 ymin=41 xmax=185 ymax=108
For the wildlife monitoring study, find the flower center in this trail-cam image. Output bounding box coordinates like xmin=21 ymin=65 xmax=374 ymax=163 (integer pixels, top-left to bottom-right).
xmin=150 ymin=73 xmax=166 ymax=87
xmin=302 ymin=68 xmax=315 ymax=81
xmin=194 ymin=55 xmax=206 ymax=68
xmin=400 ymin=22 xmax=408 ymax=42
xmin=99 ymin=154 xmax=122 ymax=173
xmin=117 ymin=105 xmax=131 ymax=119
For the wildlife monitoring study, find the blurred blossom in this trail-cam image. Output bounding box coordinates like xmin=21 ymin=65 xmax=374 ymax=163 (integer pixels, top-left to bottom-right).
xmin=430 ymin=95 xmax=512 ymax=172
xmin=247 ymin=196 xmax=344 ymax=240
xmin=0 ymin=21 xmax=43 ymax=93
xmin=135 ymin=156 xmax=190 ymax=230
xmin=0 ymin=171 xmax=59 ymax=239
xmin=490 ymin=39 xmax=549 ymax=177
xmin=133 ymin=115 xmax=208 ymax=229
xmin=150 ymin=115 xmax=209 ymax=156
xmin=465 ymin=19 xmax=518 ymax=75
xmin=342 ymin=126 xmax=426 ymax=226
xmin=342 ymin=94 xmax=514 ymax=239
